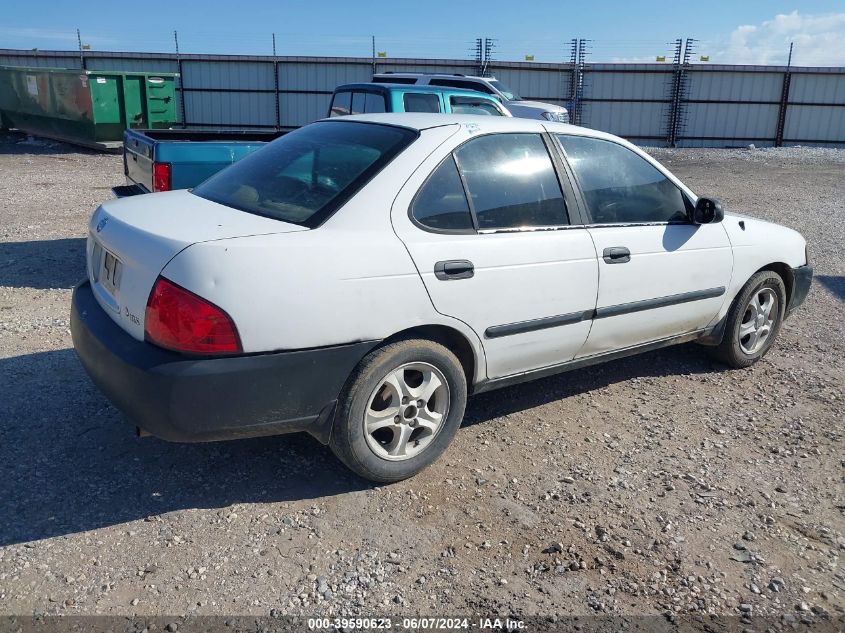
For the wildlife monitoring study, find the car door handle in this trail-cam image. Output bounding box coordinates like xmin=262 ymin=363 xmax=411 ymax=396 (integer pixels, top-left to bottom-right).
xmin=434 ymin=260 xmax=474 ymax=280
xmin=602 ymin=247 xmax=631 ymax=264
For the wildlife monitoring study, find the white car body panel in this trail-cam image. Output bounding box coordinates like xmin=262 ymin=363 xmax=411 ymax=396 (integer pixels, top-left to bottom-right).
xmin=390 ymin=125 xmax=597 ymax=378
xmin=83 ymin=113 xmax=808 ymax=390
xmin=87 ymin=190 xmax=307 ymax=340
xmin=714 ymin=213 xmax=806 ymax=323
xmin=579 ymin=223 xmax=733 ymax=356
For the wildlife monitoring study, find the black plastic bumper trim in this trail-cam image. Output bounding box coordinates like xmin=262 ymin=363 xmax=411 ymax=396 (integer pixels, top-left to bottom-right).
xmin=787 ymin=264 xmax=813 ymax=317
xmin=595 ymin=286 xmax=726 ymax=319
xmin=485 ymin=310 xmax=591 ymax=339
xmin=70 ymin=280 xmax=378 ymax=444
xmin=112 ymin=184 xmax=148 ymax=198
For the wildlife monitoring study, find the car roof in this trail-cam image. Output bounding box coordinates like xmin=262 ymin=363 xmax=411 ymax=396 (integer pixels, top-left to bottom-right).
xmin=323 ymin=112 xmax=605 ymax=136
xmin=374 ymin=72 xmax=494 ymax=81
xmin=334 ymin=83 xmax=499 ymax=99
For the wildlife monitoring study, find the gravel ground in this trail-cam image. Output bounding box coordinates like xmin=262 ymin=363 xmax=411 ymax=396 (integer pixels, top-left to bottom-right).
xmin=0 ymin=132 xmax=843 ymax=622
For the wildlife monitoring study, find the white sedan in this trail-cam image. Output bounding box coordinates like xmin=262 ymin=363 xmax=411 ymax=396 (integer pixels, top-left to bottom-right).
xmin=71 ymin=114 xmax=812 ymax=482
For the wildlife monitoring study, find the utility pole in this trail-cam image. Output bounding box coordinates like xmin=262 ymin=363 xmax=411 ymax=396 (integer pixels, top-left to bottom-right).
xmin=474 ymin=38 xmax=484 ymax=76
xmin=372 ymin=35 xmax=377 ymax=75
xmin=482 ymin=38 xmax=495 ymax=77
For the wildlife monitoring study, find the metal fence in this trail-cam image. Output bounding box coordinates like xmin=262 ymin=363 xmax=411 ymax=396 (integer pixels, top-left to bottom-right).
xmin=1 ymin=48 xmax=843 ymax=147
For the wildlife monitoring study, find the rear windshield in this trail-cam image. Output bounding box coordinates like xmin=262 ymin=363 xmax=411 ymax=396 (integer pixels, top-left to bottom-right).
xmin=192 ymin=122 xmax=417 ymax=228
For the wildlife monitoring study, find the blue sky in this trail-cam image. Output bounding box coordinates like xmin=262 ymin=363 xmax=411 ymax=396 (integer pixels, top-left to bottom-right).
xmin=2 ymin=0 xmax=844 ymax=65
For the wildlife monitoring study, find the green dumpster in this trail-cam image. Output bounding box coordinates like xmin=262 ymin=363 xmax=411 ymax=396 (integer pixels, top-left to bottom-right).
xmin=0 ymin=66 xmax=179 ymax=150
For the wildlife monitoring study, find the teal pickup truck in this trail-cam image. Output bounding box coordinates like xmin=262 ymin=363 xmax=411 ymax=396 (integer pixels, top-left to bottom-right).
xmin=114 ymin=128 xmax=285 ymax=197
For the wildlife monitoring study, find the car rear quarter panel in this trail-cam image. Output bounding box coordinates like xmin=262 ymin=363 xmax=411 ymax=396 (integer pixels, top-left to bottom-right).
xmin=159 ymin=123 xmax=489 ymax=382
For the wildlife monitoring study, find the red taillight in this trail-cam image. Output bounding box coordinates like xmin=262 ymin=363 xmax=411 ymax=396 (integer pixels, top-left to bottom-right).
xmin=144 ymin=277 xmax=241 ymax=354
xmin=152 ymin=162 xmax=171 ymax=192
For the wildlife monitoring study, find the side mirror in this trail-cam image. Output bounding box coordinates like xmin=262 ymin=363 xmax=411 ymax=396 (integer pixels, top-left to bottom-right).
xmin=691 ymin=197 xmax=724 ymax=224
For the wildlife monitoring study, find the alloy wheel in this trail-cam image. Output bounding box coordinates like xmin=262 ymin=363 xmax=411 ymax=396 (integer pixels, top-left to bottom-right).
xmin=363 ymin=362 xmax=450 ymax=461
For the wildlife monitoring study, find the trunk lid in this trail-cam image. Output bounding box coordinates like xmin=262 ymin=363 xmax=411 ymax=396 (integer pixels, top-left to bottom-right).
xmin=87 ymin=189 xmax=306 ymax=341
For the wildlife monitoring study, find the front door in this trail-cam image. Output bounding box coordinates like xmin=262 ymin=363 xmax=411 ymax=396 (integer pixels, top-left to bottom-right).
xmin=555 ymin=133 xmax=733 ymax=356
xmin=392 ymin=131 xmax=599 ymax=379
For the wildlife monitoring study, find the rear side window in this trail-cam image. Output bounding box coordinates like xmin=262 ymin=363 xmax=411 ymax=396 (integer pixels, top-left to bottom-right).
xmin=365 ymin=92 xmax=386 ymax=113
xmin=329 ymin=91 xmax=352 ymax=117
xmin=558 ymin=135 xmax=690 ymax=224
xmin=454 ymin=134 xmax=568 ymax=230
xmin=350 ymin=92 xmax=366 ymax=115
xmin=449 ymin=96 xmax=503 ymax=116
xmin=403 ymin=93 xmax=441 ymax=113
xmin=193 ymin=122 xmax=417 ymax=228
xmin=411 ymin=156 xmax=474 ymax=231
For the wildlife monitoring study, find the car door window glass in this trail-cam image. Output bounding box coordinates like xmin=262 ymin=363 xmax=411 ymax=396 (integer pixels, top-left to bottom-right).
xmin=403 ymin=93 xmax=441 ymax=113
xmin=449 ymin=96 xmax=502 ymax=116
xmin=558 ymin=135 xmax=689 ymax=224
xmin=411 ymin=156 xmax=474 ymax=231
xmin=350 ymin=92 xmax=365 ymax=115
xmin=454 ymin=134 xmax=568 ymax=230
xmin=329 ymin=91 xmax=351 ymax=117
xmin=430 ymin=78 xmax=493 ymax=94
xmin=364 ymin=92 xmax=386 ymax=113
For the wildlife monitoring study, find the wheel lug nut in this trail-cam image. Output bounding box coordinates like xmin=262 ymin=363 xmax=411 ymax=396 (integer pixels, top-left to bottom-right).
xmin=394 ymin=415 xmax=401 ymax=423
xmin=401 ymin=397 xmax=409 ymax=405
xmin=417 ymin=399 xmax=424 ymax=407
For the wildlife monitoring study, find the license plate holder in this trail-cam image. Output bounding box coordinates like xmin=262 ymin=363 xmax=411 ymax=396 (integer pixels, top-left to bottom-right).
xmin=93 ymin=242 xmax=122 ymax=296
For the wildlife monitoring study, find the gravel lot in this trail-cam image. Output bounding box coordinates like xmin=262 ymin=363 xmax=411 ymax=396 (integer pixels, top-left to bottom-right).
xmin=0 ymin=132 xmax=843 ymax=622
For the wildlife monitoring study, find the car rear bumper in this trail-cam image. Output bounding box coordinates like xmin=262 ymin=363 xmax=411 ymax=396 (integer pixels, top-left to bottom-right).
xmin=70 ymin=280 xmax=377 ymax=444
xmin=786 ymin=264 xmax=813 ymax=318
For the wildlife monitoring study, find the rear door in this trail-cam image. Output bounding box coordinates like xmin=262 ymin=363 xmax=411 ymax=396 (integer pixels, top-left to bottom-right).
xmin=392 ymin=130 xmax=598 ymax=379
xmin=554 ymin=133 xmax=733 ymax=356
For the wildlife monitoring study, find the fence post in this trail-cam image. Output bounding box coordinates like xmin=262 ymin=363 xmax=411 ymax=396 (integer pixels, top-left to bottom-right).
xmin=76 ymin=29 xmax=87 ymax=70
xmin=568 ymin=39 xmax=579 ymax=124
xmin=372 ymin=36 xmax=377 ymax=75
xmin=174 ymin=31 xmax=187 ymax=127
xmin=775 ymin=43 xmax=793 ymax=147
xmin=273 ymin=33 xmax=281 ymax=131
xmin=666 ymin=39 xmax=683 ymax=147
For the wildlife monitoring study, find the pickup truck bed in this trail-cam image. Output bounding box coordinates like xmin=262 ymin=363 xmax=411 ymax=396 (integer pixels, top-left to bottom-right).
xmin=118 ymin=128 xmax=286 ymax=196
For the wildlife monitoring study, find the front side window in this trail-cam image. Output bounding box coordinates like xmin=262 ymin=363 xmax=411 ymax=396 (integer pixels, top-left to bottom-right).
xmin=454 ymin=134 xmax=568 ymax=230
xmin=558 ymin=135 xmax=690 ymax=224
xmin=430 ymin=78 xmax=494 ymax=95
xmin=403 ymin=93 xmax=441 ymax=113
xmin=193 ymin=122 xmax=416 ymax=228
xmin=329 ymin=91 xmax=351 ymax=117
xmin=411 ymin=156 xmax=474 ymax=231
xmin=487 ymin=80 xmax=519 ymax=100
xmin=449 ymin=96 xmax=503 ymax=116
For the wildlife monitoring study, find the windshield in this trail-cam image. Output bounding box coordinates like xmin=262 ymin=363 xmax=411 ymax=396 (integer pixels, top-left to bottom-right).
xmin=193 ymin=122 xmax=417 ymax=228
xmin=488 ymin=80 xmax=520 ymax=101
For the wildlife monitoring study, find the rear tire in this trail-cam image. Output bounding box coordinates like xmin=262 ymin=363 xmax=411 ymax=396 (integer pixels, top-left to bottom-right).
xmin=710 ymin=271 xmax=786 ymax=368
xmin=330 ymin=339 xmax=467 ymax=483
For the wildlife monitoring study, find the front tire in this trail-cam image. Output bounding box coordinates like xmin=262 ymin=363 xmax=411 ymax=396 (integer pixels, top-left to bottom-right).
xmin=711 ymin=270 xmax=786 ymax=368
xmin=330 ymin=339 xmax=467 ymax=483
